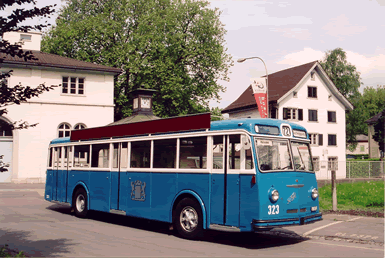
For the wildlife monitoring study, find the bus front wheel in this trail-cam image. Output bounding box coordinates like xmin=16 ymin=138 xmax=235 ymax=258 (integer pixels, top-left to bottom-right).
xmin=174 ymin=198 xmax=203 ymax=239
xmin=73 ymin=188 xmax=88 ymax=218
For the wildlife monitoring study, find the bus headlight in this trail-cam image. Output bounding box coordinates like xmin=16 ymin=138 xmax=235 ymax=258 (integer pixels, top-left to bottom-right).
xmin=311 ymin=188 xmax=318 ymax=199
xmin=270 ymin=190 xmax=279 ymax=202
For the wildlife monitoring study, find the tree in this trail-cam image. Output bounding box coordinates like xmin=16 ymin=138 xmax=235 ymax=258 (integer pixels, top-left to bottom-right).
xmin=372 ymin=108 xmax=385 ymax=161
xmin=0 ymin=0 xmax=57 ymax=171
xmin=320 ymin=48 xmax=362 ymax=99
xmin=41 ymin=0 xmax=232 ymax=121
xmin=320 ymin=48 xmax=363 ymax=150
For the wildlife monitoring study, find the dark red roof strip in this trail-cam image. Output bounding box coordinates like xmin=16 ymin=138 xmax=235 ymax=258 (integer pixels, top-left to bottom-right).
xmin=0 ymin=51 xmax=121 ymax=74
xmin=222 ymin=61 xmax=317 ymax=113
xmin=70 ymin=113 xmax=211 ymax=141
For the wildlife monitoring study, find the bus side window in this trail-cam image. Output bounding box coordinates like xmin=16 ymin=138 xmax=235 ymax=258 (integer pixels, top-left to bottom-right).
xmin=48 ymin=148 xmax=53 ymax=167
xmin=113 ymin=143 xmax=119 ymax=168
xmin=179 ymin=136 xmax=207 ymax=169
xmin=229 ymin=135 xmax=240 ymax=169
xmin=153 ymin=139 xmax=176 ymax=168
xmin=131 ymin=141 xmax=151 ymax=168
xmin=212 ymin=136 xmax=224 ymax=169
xmin=243 ymin=135 xmax=254 ymax=169
xmin=121 ymin=142 xmax=128 ymax=168
xmin=74 ymin=145 xmax=90 ymax=168
xmin=91 ymin=144 xmax=110 ymax=168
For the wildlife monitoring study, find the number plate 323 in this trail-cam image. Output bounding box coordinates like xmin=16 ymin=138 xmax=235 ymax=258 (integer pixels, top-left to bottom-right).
xmin=268 ymin=205 xmax=279 ymax=215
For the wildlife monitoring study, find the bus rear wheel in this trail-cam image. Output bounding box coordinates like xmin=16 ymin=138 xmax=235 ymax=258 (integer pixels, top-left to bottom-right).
xmin=73 ymin=188 xmax=88 ymax=218
xmin=174 ymin=198 xmax=203 ymax=239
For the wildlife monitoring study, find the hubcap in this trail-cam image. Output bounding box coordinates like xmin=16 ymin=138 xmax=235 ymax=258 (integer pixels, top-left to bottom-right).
xmin=76 ymin=194 xmax=85 ymax=213
xmin=180 ymin=206 xmax=198 ymax=232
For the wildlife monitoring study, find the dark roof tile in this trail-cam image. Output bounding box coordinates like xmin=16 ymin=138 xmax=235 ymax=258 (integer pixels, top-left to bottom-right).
xmin=0 ymin=51 xmax=121 ymax=74
xmin=222 ymin=61 xmax=317 ymax=113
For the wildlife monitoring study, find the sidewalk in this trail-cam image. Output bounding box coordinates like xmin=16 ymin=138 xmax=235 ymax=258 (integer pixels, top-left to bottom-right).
xmin=0 ymin=183 xmax=45 ymax=189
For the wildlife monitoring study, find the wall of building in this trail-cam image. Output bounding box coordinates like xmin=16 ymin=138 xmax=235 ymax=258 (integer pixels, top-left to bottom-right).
xmin=228 ymin=107 xmax=260 ymax=119
xmin=3 ymin=66 xmax=115 ymax=183
xmin=278 ymin=71 xmax=347 ymax=179
xmin=346 ymin=142 xmax=369 ymax=155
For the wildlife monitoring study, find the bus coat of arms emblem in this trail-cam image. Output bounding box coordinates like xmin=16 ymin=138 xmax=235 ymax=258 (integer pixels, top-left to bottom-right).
xmin=131 ymin=180 xmax=146 ymax=201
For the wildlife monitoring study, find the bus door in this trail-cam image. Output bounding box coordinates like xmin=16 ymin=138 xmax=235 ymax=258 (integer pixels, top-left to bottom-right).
xmin=110 ymin=142 xmax=128 ymax=211
xmin=211 ymin=134 xmax=241 ymax=227
xmin=52 ymin=146 xmax=61 ymax=201
xmin=59 ymin=146 xmax=72 ymax=203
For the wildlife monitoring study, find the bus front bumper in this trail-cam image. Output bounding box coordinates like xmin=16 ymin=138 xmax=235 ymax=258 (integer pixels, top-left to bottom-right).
xmin=252 ymin=213 xmax=322 ymax=231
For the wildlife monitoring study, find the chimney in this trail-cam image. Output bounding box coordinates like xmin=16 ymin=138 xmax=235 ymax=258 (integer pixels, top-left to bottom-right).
xmin=2 ymin=31 xmax=42 ymax=51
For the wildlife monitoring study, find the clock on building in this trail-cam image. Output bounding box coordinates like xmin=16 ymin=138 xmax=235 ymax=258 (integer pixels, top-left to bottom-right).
xmin=141 ymin=97 xmax=151 ymax=109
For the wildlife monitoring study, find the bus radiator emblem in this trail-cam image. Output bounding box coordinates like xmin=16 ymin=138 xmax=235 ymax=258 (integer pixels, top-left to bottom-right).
xmin=131 ymin=180 xmax=146 ymax=201
xmin=287 ymin=192 xmax=296 ymax=204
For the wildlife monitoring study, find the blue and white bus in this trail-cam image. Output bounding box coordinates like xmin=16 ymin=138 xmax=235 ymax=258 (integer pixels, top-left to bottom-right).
xmin=45 ymin=113 xmax=322 ymax=239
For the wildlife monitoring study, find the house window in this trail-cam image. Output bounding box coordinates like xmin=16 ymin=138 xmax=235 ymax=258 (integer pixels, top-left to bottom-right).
xmin=0 ymin=71 xmax=9 ymax=87
xmin=308 ymin=109 xmax=318 ymax=122
xmin=313 ymin=156 xmax=320 ymax=171
xmin=309 ymin=133 xmax=318 ymax=146
xmin=283 ymin=108 xmax=303 ymax=121
xmin=62 ymin=77 xmax=85 ymax=95
xmin=58 ymin=123 xmax=71 ymax=138
xmin=328 ymin=157 xmax=338 ymax=171
xmin=293 ymin=91 xmax=298 ymax=98
xmin=20 ymin=34 xmax=31 ymax=41
xmin=308 ymin=86 xmax=317 ymax=98
xmin=328 ymin=111 xmax=336 ymax=123
xmin=328 ymin=134 xmax=337 ymax=146
xmin=0 ymin=119 xmax=12 ymax=137
xmin=74 ymin=123 xmax=87 ymax=130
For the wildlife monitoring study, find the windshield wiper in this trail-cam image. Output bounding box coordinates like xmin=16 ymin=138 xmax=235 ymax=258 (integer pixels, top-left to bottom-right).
xmin=297 ymin=147 xmax=306 ymax=170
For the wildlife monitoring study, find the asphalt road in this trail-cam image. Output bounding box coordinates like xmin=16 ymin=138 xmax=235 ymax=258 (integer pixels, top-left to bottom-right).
xmin=0 ymin=185 xmax=383 ymax=257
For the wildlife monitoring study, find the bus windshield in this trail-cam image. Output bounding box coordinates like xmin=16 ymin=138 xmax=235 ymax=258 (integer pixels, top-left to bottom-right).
xmin=255 ymin=138 xmax=314 ymax=172
xmin=255 ymin=139 xmax=292 ymax=171
xmin=290 ymin=141 xmax=314 ymax=172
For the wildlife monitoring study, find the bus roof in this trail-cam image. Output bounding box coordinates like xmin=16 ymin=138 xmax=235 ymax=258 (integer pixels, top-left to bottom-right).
xmin=210 ymin=118 xmax=308 ymax=138
xmin=50 ymin=116 xmax=309 ymax=145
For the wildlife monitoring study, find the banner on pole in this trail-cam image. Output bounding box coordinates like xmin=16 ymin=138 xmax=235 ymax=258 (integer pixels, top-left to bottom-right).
xmin=251 ymin=78 xmax=267 ymax=118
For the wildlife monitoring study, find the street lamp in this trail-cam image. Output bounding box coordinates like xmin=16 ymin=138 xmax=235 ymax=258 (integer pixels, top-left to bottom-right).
xmin=237 ymin=57 xmax=269 ymax=118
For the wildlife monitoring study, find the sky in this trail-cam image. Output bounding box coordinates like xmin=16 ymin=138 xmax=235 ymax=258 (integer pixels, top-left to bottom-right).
xmin=3 ymin=0 xmax=385 ymax=110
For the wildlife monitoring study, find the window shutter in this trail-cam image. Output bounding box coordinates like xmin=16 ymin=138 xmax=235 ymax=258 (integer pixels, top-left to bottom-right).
xmin=318 ymin=134 xmax=323 ymax=146
xmin=283 ymin=108 xmax=288 ymax=120
xmin=315 ymin=88 xmax=317 ymax=98
xmin=298 ymin=109 xmax=303 ymax=121
xmin=315 ymin=110 xmax=318 ymax=121
xmin=308 ymin=87 xmax=311 ymax=97
xmin=333 ymin=112 xmax=336 ymax=122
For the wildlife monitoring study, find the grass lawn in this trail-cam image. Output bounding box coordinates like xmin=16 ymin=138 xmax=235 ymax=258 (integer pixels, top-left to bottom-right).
xmin=319 ymin=180 xmax=384 ymax=213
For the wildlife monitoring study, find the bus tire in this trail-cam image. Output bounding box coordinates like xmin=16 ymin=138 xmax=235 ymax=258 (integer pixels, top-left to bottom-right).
xmin=73 ymin=188 xmax=88 ymax=218
xmin=174 ymin=198 xmax=203 ymax=239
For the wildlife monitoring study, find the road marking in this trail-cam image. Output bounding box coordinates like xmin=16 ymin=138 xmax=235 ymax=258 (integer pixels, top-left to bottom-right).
xmin=309 ymin=240 xmax=384 ymax=251
xmin=303 ymin=217 xmax=362 ymax=237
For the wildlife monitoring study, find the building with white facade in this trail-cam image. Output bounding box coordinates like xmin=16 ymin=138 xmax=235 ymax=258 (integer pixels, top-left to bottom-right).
xmin=222 ymin=61 xmax=354 ymax=179
xmin=0 ymin=31 xmax=121 ymax=183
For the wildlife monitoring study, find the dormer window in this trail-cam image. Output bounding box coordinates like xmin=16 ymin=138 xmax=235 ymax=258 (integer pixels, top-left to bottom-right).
xmin=20 ymin=34 xmax=31 ymax=41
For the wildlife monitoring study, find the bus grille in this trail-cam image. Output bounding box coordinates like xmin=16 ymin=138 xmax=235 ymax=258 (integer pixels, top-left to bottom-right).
xmin=287 ymin=209 xmax=298 ymax=213
xmin=300 ymin=208 xmax=307 ymax=212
